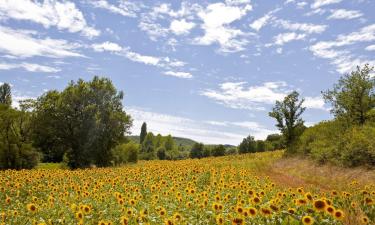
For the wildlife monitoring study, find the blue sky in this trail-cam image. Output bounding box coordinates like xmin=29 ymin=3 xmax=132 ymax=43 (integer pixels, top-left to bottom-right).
xmin=0 ymin=0 xmax=374 ymax=144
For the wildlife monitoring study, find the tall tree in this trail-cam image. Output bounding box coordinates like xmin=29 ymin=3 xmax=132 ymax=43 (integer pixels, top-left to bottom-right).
xmin=0 ymin=83 xmax=12 ymax=106
xmin=322 ymin=64 xmax=375 ymax=125
xmin=269 ymin=91 xmax=305 ymax=154
xmin=140 ymin=122 xmax=147 ymax=144
xmin=32 ymin=76 xmax=132 ymax=168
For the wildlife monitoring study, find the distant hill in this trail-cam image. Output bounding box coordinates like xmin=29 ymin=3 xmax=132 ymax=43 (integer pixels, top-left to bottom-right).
xmin=128 ymin=135 xmax=197 ymax=147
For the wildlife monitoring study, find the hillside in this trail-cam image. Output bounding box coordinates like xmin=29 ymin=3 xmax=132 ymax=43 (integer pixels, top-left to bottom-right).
xmin=128 ymin=135 xmax=197 ymax=147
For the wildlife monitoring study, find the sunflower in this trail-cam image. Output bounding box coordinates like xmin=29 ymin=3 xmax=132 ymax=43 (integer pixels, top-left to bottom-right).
xmin=260 ymin=208 xmax=272 ymax=216
xmin=75 ymin=211 xmax=84 ymax=220
xmin=120 ymin=216 xmax=129 ymax=225
xmin=252 ymin=196 xmax=261 ymax=204
xmin=98 ymin=220 xmax=106 ymax=225
xmin=288 ymin=208 xmax=296 ymax=214
xmin=302 ymin=215 xmax=314 ymax=225
xmin=248 ymin=207 xmax=257 ymax=216
xmin=216 ymin=214 xmax=224 ymax=225
xmin=313 ymin=199 xmax=326 ymax=212
xmin=325 ymin=206 xmax=335 ymax=215
xmin=173 ymin=212 xmax=182 ymax=222
xmin=333 ymin=210 xmax=344 ymax=220
xmin=231 ymin=217 xmax=244 ymax=225
xmin=164 ymin=218 xmax=174 ymax=225
xmin=27 ymin=203 xmax=37 ymax=213
xmin=360 ymin=216 xmax=369 ymax=224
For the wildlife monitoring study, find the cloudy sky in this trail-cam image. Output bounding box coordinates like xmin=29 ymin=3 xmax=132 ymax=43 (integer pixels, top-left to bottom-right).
xmin=0 ymin=0 xmax=374 ymax=144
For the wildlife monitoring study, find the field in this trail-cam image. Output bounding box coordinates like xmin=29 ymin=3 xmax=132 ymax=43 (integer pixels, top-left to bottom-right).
xmin=1 ymin=151 xmax=374 ymax=225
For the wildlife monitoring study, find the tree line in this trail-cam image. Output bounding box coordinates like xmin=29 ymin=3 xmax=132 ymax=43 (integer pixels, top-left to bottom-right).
xmin=0 ymin=77 xmax=132 ymax=169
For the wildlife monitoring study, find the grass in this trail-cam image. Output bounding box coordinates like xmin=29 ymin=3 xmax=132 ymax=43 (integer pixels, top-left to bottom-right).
xmin=36 ymin=162 xmax=63 ymax=169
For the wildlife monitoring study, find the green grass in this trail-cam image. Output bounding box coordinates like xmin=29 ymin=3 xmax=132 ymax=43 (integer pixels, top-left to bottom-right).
xmin=36 ymin=163 xmax=63 ymax=169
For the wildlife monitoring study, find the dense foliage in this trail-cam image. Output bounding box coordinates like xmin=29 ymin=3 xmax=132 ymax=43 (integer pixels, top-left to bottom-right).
xmin=0 ymin=77 xmax=132 ymax=169
xmin=293 ymin=65 xmax=375 ymax=167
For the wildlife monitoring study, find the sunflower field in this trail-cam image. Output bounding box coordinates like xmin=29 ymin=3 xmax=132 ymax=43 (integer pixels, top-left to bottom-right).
xmin=1 ymin=151 xmax=374 ymax=225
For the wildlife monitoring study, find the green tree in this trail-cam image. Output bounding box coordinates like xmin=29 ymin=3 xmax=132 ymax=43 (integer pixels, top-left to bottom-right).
xmin=238 ymin=135 xmax=256 ymax=154
xmin=322 ymin=64 xmax=375 ymax=125
xmin=142 ymin=132 xmax=155 ymax=153
xmin=0 ymin=83 xmax=12 ymax=106
xmin=32 ymin=76 xmax=132 ymax=168
xmin=265 ymin=134 xmax=285 ymax=150
xmin=0 ymin=104 xmax=40 ymax=169
xmin=190 ymin=143 xmax=204 ymax=159
xmin=157 ymin=146 xmax=166 ymax=160
xmin=164 ymin=135 xmax=174 ymax=151
xmin=256 ymin=140 xmax=266 ymax=152
xmin=212 ymin=145 xmax=226 ymax=157
xmin=112 ymin=142 xmax=139 ymax=165
xmin=140 ymin=122 xmax=147 ymax=144
xmin=269 ymin=91 xmax=306 ymax=154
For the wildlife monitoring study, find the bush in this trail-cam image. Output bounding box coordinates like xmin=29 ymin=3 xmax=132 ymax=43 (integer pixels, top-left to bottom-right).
xmin=0 ymin=143 xmax=40 ymax=169
xmin=157 ymin=147 xmax=166 ymax=160
xmin=112 ymin=142 xmax=139 ymax=165
xmin=340 ymin=125 xmax=375 ymax=167
xmin=212 ymin=145 xmax=226 ymax=157
xmin=296 ymin=119 xmax=375 ymax=167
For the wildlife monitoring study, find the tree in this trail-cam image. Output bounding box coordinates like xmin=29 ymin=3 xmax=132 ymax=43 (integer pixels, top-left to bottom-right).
xmin=112 ymin=142 xmax=139 ymax=165
xmin=269 ymin=91 xmax=306 ymax=154
xmin=142 ymin=132 xmax=155 ymax=153
xmin=256 ymin=140 xmax=266 ymax=152
xmin=32 ymin=76 xmax=132 ymax=168
xmin=190 ymin=143 xmax=204 ymax=159
xmin=164 ymin=135 xmax=174 ymax=151
xmin=140 ymin=122 xmax=147 ymax=144
xmin=0 ymin=83 xmax=12 ymax=106
xmin=322 ymin=64 xmax=375 ymax=125
xmin=265 ymin=134 xmax=285 ymax=150
xmin=0 ymin=104 xmax=40 ymax=169
xmin=238 ymin=135 xmax=256 ymax=154
xmin=212 ymin=145 xmax=226 ymax=157
xmin=157 ymin=146 xmax=166 ymax=160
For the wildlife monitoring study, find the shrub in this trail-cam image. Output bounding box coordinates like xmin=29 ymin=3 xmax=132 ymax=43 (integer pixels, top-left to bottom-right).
xmin=112 ymin=142 xmax=139 ymax=165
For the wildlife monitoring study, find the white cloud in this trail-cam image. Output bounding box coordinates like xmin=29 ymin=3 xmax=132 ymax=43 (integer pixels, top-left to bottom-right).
xmin=128 ymin=107 xmax=275 ymax=144
xmin=170 ymin=19 xmax=195 ymax=35
xmin=365 ymin=45 xmax=375 ymax=51
xmin=92 ymin=41 xmax=122 ymax=52
xmin=0 ymin=26 xmax=83 ymax=58
xmin=164 ymin=71 xmax=193 ymax=79
xmin=88 ymin=0 xmax=140 ymax=17
xmin=273 ymin=32 xmax=306 ymax=45
xmin=139 ymin=2 xmax=201 ymax=41
xmin=0 ymin=0 xmax=100 ymax=38
xmin=327 ymin=9 xmax=363 ymax=20
xmin=90 ymin=41 xmax=187 ymax=72
xmin=0 ymin=62 xmax=60 ymax=73
xmin=303 ymin=96 xmax=326 ymax=110
xmin=311 ymin=0 xmax=342 ymax=9
xmin=202 ymin=81 xmax=327 ymax=111
xmin=274 ymin=19 xmax=327 ymax=34
xmin=249 ymin=13 xmax=273 ymax=31
xmin=194 ymin=2 xmax=253 ymax=53
xmin=201 ymin=81 xmax=289 ymax=110
xmin=310 ymin=24 xmax=375 ymax=73
xmin=123 ymin=50 xmax=161 ymax=66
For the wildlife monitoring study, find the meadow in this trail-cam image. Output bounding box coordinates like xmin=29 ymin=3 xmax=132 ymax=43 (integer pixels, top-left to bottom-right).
xmin=1 ymin=151 xmax=374 ymax=225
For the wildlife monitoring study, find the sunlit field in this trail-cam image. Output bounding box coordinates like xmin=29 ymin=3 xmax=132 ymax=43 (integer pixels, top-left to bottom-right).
xmin=1 ymin=151 xmax=374 ymax=225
